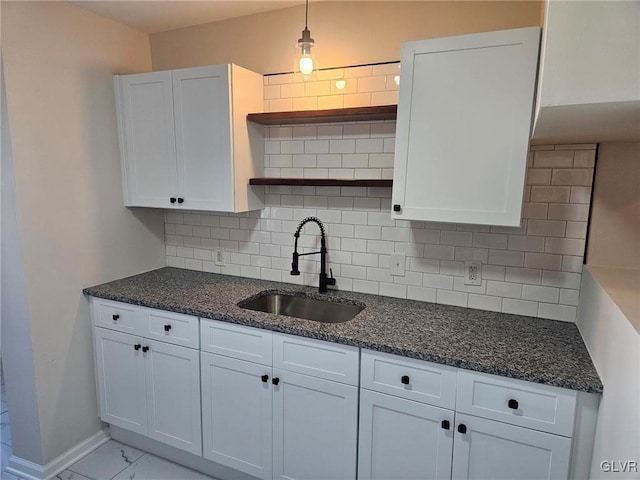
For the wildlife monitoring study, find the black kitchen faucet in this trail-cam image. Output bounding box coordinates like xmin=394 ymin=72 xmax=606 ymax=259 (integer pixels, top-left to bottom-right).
xmin=290 ymin=216 xmax=336 ymax=293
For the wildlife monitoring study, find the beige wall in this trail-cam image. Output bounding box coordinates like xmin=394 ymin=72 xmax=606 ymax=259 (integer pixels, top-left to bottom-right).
xmin=2 ymin=1 xmax=165 ymax=464
xmin=151 ymin=1 xmax=542 ymax=73
xmin=587 ymin=142 xmax=640 ymax=269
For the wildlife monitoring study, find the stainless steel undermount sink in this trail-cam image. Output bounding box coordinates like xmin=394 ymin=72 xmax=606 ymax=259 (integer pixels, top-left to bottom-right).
xmin=239 ymin=292 xmax=364 ymax=323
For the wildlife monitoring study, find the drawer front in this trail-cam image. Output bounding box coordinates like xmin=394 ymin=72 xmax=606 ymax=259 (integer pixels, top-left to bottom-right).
xmin=93 ymin=298 xmax=140 ymax=334
xmin=456 ymin=370 xmax=577 ymax=436
xmin=273 ymin=333 xmax=359 ymax=386
xmin=361 ymin=350 xmax=457 ymax=409
xmin=144 ymin=308 xmax=199 ymax=348
xmin=200 ymin=319 xmax=272 ymax=366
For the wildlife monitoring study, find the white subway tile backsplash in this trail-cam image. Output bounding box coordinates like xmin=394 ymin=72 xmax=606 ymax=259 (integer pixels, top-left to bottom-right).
xmin=522 ymin=284 xmax=559 ymax=303
xmin=559 ymin=288 xmax=580 ymax=306
xmin=533 ymin=150 xmax=574 ymax=168
xmin=504 ymin=267 xmax=542 ymax=285
xmin=537 ymin=303 xmax=576 ymax=322
xmin=468 ymin=294 xmax=502 ymax=312
xmin=441 ymin=231 xmax=473 ymax=247
xmin=166 ymin=67 xmax=593 ymax=322
xmin=437 ymin=289 xmax=468 ymax=307
xmin=486 ymin=280 xmax=522 ymax=299
xmin=502 ymin=298 xmax=538 ymax=317
xmin=542 ymin=271 xmax=582 ymax=289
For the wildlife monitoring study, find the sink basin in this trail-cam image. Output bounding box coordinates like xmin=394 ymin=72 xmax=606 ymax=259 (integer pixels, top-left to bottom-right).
xmin=239 ymin=292 xmax=364 ymax=323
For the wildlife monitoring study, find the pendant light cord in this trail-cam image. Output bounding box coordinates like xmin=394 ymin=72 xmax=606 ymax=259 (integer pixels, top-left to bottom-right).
xmin=305 ymin=0 xmax=309 ymax=29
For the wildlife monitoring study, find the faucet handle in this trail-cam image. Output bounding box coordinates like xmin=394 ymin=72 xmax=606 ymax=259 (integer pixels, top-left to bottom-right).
xmin=327 ymin=268 xmax=336 ymax=286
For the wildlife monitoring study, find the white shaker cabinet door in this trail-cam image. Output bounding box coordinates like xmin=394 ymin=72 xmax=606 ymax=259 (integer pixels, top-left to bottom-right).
xmin=392 ymin=27 xmax=540 ymax=226
xmin=172 ymin=65 xmax=233 ymax=211
xmin=94 ymin=328 xmax=148 ymax=436
xmin=201 ymin=352 xmax=273 ymax=480
xmin=452 ymin=414 xmax=572 ymax=480
xmin=358 ymin=389 xmax=454 ymax=480
xmin=272 ymin=369 xmax=358 ymax=480
xmin=144 ymin=340 xmax=202 ymax=456
xmin=115 ymin=71 xmax=178 ymax=208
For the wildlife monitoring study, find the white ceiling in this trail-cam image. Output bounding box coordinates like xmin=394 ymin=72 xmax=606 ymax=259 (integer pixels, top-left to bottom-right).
xmin=69 ymin=1 xmax=306 ymax=34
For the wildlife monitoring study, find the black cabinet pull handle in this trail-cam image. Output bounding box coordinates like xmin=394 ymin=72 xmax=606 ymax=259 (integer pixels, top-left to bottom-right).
xmin=393 ymin=204 xmax=401 ymax=212
xmin=164 ymin=324 xmax=172 ymax=332
xmin=134 ymin=344 xmax=141 ymax=351
xmin=272 ymin=377 xmax=280 ymax=386
xmin=441 ymin=420 xmax=450 ymax=430
xmin=170 ymin=197 xmax=177 ymax=204
xmin=508 ymin=399 xmax=519 ymax=410
xmin=261 ymin=374 xmax=269 ymax=383
xmin=142 ymin=346 xmax=149 ymax=353
xmin=177 ymin=198 xmax=184 ymax=204
xmin=457 ymin=424 xmax=467 ymax=434
xmin=401 ymin=375 xmax=410 ymax=385
xmin=112 ymin=314 xmax=119 ymax=321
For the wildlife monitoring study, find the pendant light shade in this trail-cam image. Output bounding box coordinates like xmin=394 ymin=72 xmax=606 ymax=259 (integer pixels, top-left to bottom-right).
xmin=296 ymin=0 xmax=317 ymax=79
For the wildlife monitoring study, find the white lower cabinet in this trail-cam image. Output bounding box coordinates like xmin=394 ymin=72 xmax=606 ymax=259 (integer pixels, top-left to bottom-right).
xmin=200 ymin=321 xmax=359 ymax=480
xmin=91 ymin=300 xmax=596 ymax=480
xmin=358 ymin=389 xmax=454 ymax=480
xmin=358 ymin=350 xmax=589 ymax=480
xmin=201 ymin=352 xmax=273 ymax=479
xmin=273 ymin=369 xmax=358 ymax=480
xmin=93 ymin=324 xmax=202 ymax=456
xmin=95 ymin=328 xmax=148 ymax=435
xmin=452 ymin=414 xmax=571 ymax=480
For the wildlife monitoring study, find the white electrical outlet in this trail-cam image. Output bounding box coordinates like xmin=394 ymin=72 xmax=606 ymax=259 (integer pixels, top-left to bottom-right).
xmin=464 ymin=261 xmax=482 ymax=286
xmin=214 ymin=248 xmax=225 ymax=266
xmin=390 ymin=253 xmax=406 ymax=276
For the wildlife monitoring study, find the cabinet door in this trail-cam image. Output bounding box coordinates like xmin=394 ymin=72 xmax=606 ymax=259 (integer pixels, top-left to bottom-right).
xmin=452 ymin=414 xmax=571 ymax=480
xmin=115 ymin=71 xmax=178 ymax=208
xmin=144 ymin=340 xmax=202 ymax=456
xmin=358 ymin=390 xmax=454 ymax=480
xmin=201 ymin=352 xmax=272 ymax=479
xmin=94 ymin=328 xmax=147 ymax=435
xmin=273 ymin=369 xmax=358 ymax=480
xmin=392 ymin=27 xmax=540 ymax=226
xmin=172 ymin=65 xmax=233 ymax=211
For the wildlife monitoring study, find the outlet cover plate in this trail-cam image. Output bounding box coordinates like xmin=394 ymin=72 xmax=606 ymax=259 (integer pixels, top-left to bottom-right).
xmin=464 ymin=261 xmax=482 ymax=285
xmin=214 ymin=248 xmax=225 ymax=266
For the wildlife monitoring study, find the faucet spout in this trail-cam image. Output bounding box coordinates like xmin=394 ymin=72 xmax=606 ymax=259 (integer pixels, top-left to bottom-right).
xmin=291 ymin=216 xmax=336 ymax=293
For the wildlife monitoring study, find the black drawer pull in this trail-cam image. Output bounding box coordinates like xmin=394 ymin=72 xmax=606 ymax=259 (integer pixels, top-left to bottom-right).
xmin=170 ymin=197 xmax=177 ymax=204
xmin=112 ymin=314 xmax=119 ymax=321
xmin=134 ymin=344 xmax=141 ymax=351
xmin=164 ymin=324 xmax=172 ymax=332
xmin=177 ymin=198 xmax=184 ymax=204
xmin=508 ymin=399 xmax=519 ymax=410
xmin=261 ymin=374 xmax=269 ymax=383
xmin=441 ymin=420 xmax=450 ymax=430
xmin=272 ymin=377 xmax=280 ymax=386
xmin=457 ymin=424 xmax=467 ymax=434
xmin=393 ymin=204 xmax=401 ymax=212
xmin=142 ymin=346 xmax=149 ymax=353
xmin=401 ymin=375 xmax=410 ymax=385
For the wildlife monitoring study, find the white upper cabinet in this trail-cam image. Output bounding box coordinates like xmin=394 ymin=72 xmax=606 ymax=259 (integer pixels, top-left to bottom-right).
xmin=392 ymin=27 xmax=540 ymax=227
xmin=115 ymin=64 xmax=264 ymax=212
xmin=533 ymin=1 xmax=640 ymax=144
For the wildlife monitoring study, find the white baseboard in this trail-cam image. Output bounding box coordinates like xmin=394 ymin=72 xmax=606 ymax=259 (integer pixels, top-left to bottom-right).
xmin=6 ymin=428 xmax=110 ymax=480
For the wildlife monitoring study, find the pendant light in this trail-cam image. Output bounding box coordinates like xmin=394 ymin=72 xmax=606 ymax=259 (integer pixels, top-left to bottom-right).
xmin=296 ymin=0 xmax=317 ymax=78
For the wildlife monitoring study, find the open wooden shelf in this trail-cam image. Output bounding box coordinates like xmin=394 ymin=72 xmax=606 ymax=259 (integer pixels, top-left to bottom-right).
xmin=247 ymin=105 xmax=397 ymax=125
xmin=249 ymin=178 xmax=393 ymax=187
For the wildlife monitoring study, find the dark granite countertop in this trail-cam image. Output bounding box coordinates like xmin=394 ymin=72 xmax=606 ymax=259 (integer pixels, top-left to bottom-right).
xmin=84 ymin=267 xmax=602 ymax=393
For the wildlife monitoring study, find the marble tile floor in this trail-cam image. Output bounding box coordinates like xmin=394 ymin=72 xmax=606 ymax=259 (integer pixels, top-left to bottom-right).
xmin=0 ymin=366 xmax=216 ymax=480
